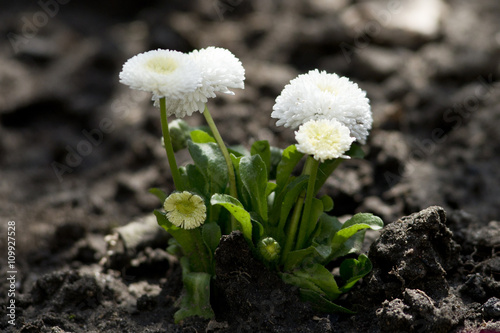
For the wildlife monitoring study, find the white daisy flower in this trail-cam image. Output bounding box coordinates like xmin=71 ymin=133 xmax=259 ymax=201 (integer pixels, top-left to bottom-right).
xmin=158 ymin=46 xmax=245 ymax=118
xmin=164 ymin=191 xmax=207 ymax=230
xmin=295 ymin=119 xmax=355 ymax=162
xmin=119 ymin=49 xmax=201 ymax=99
xmin=272 ymin=69 xmax=372 ymax=144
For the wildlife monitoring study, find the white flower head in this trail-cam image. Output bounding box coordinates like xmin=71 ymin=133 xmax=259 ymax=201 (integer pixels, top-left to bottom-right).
xmin=164 ymin=191 xmax=207 ymax=229
xmin=272 ymin=69 xmax=372 ymax=144
xmin=119 ymin=49 xmax=201 ymax=99
xmin=295 ymin=119 xmax=355 ymax=162
xmin=158 ymin=46 xmax=245 ymax=118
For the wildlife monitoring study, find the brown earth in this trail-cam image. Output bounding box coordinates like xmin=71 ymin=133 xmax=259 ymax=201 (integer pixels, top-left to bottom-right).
xmin=1 ymin=0 xmax=500 ymax=332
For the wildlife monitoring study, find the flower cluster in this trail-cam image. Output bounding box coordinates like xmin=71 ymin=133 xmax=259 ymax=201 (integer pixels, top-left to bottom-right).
xmin=119 ymin=47 xmax=381 ymax=323
xmin=120 ymin=47 xmax=245 ymax=118
xmin=272 ymin=69 xmax=372 ymax=145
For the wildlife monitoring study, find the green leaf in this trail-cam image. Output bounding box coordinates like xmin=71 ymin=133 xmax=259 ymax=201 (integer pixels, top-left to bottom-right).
xmin=269 ymin=146 xmax=283 ymax=180
xmin=291 ymin=263 xmax=341 ymax=300
xmin=190 ymin=129 xmax=216 ymax=144
xmin=329 ymin=214 xmax=383 ymax=260
xmin=239 ymin=154 xmax=269 ymax=221
xmin=313 ymin=244 xmax=332 ymax=262
xmin=154 ymin=210 xmax=210 ymax=273
xmin=339 ymin=254 xmax=373 ymax=293
xmin=230 ymin=154 xmax=250 ymax=207
xmin=310 ymin=214 xmax=343 ymax=262
xmin=251 ymin=140 xmax=271 ymax=177
xmin=228 ymin=145 xmax=248 ymax=157
xmin=188 ymin=141 xmax=228 ymax=195
xmin=281 ymin=271 xmax=324 ymax=295
xmin=180 ymin=164 xmax=208 ymax=198
xmin=168 ymin=119 xmax=191 ymax=152
xmin=154 ymin=210 xmax=188 ymax=243
xmin=210 ymin=194 xmax=252 ymax=243
xmin=283 ymin=246 xmax=318 ymax=272
xmin=166 ymin=237 xmax=182 ymax=256
xmin=346 ymin=143 xmax=365 ymax=159
xmin=276 ymin=145 xmax=304 ymax=194
xmin=148 ymin=188 xmax=167 ymax=203
xmin=201 ymin=222 xmax=221 ymax=257
xmin=320 ymin=195 xmax=334 ymax=212
xmin=313 ymin=213 xmax=343 ymax=245
xmin=330 ymin=230 xmax=366 ymax=259
xmin=251 ymin=219 xmax=264 ymax=240
xmin=174 ymin=269 xmax=214 ymax=322
xmin=299 ymin=289 xmax=355 ymax=314
xmin=265 ymin=182 xmax=277 ymax=198
xmin=302 ymin=198 xmax=324 ymax=247
xmin=341 ymin=213 xmax=384 ymax=230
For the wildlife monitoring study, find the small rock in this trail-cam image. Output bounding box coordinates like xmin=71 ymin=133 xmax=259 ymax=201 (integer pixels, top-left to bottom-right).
xmin=0 ymin=59 xmax=37 ymax=113
xmin=483 ymin=297 xmax=500 ymax=319
xmin=469 ymin=221 xmax=500 ymax=249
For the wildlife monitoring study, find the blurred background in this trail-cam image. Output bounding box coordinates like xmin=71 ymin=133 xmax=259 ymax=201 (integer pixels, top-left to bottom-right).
xmin=1 ymin=0 xmax=499 ymax=259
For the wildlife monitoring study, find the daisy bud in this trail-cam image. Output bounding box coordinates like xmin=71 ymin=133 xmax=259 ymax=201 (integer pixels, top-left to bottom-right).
xmin=168 ymin=119 xmax=191 ymax=152
xmin=258 ymin=237 xmax=281 ymax=263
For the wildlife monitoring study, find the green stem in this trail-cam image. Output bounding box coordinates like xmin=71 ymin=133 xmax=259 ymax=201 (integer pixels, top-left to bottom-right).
xmin=159 ymin=97 xmax=183 ymax=191
xmin=295 ymin=156 xmax=319 ymax=250
xmin=280 ymin=191 xmax=305 ymax=265
xmin=203 ymin=105 xmax=238 ymax=229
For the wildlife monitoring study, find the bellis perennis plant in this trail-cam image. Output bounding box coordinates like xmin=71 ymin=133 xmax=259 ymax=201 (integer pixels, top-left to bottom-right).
xmin=119 ymin=47 xmax=383 ymax=322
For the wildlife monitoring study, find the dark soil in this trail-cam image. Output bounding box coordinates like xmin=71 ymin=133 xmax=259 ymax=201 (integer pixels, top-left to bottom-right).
xmin=1 ymin=0 xmax=500 ymax=332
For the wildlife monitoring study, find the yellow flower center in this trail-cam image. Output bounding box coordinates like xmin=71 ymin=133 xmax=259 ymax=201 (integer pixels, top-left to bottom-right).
xmin=175 ymin=200 xmax=196 ymax=216
xmin=146 ymin=57 xmax=178 ymax=74
xmin=317 ymin=83 xmax=338 ymax=95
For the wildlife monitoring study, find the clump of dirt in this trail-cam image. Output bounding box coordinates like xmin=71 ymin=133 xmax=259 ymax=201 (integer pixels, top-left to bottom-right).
xmin=345 ymin=206 xmax=500 ymax=333
xmin=368 ymin=206 xmax=463 ymax=332
xmin=367 ymin=206 xmax=460 ymax=301
xmin=213 ymin=231 xmax=330 ymax=333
